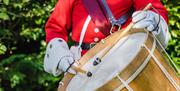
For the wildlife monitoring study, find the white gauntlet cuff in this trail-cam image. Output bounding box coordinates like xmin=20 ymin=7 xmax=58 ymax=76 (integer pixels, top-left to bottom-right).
xmin=44 ymin=38 xmax=73 ymax=76
xmin=150 ymin=11 xmax=171 ymax=48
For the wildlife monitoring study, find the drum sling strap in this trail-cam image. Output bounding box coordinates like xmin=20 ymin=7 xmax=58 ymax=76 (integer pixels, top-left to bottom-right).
xmin=80 ymin=0 xmax=135 ymax=90
xmin=82 ymin=0 xmax=134 ymax=36
xmin=80 ymin=0 xmax=134 ymax=50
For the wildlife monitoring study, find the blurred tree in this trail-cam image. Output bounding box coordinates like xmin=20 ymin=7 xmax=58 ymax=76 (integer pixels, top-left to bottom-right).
xmin=0 ymin=0 xmax=56 ymax=57
xmin=162 ymin=0 xmax=180 ymax=74
xmin=0 ymin=0 xmax=62 ymax=91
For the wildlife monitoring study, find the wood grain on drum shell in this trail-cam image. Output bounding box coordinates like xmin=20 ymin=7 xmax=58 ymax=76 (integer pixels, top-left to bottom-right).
xmin=57 ymin=27 xmax=143 ymax=91
xmin=58 ymin=29 xmax=180 ymax=91
xmin=96 ymin=32 xmax=180 ymax=91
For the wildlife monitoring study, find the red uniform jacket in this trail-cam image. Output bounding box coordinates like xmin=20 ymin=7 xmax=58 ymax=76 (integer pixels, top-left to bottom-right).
xmin=45 ymin=0 xmax=168 ymax=53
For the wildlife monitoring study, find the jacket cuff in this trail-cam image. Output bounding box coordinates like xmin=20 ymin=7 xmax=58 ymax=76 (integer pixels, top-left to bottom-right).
xmin=149 ymin=11 xmax=171 ymax=48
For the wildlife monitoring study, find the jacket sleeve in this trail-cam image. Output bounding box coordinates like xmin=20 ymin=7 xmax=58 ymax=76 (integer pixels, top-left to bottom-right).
xmin=132 ymin=0 xmax=168 ymax=23
xmin=45 ymin=0 xmax=74 ymax=43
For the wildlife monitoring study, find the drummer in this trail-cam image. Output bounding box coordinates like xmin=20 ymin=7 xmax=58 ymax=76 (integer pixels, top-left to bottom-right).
xmin=43 ymin=0 xmax=170 ymax=76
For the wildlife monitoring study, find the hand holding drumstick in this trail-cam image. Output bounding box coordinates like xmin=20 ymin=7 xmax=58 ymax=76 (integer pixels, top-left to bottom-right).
xmin=68 ymin=3 xmax=152 ymax=76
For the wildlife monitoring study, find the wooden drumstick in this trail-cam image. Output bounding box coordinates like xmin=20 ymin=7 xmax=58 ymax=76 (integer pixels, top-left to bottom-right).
xmin=57 ymin=3 xmax=153 ymax=91
xmin=143 ymin=3 xmax=152 ymax=11
xmin=71 ymin=66 xmax=92 ymax=77
xmin=71 ymin=66 xmax=86 ymax=74
xmin=99 ymin=3 xmax=152 ymax=59
xmin=67 ymin=3 xmax=152 ymax=77
xmin=69 ymin=3 xmax=152 ymax=77
xmin=125 ymin=3 xmax=152 ymax=29
xmin=119 ymin=3 xmax=152 ymax=33
xmin=58 ymin=66 xmax=92 ymax=91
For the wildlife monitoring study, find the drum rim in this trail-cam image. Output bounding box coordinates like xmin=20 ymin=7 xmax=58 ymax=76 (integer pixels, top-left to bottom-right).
xmin=60 ymin=29 xmax=154 ymax=91
xmin=78 ymin=28 xmax=148 ymax=68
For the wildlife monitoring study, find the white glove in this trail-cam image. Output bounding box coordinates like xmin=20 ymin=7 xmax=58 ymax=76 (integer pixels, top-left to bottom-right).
xmin=132 ymin=11 xmax=159 ymax=32
xmin=44 ymin=38 xmax=76 ymax=76
xmin=70 ymin=45 xmax=82 ymax=61
xmin=132 ymin=10 xmax=170 ymax=47
xmin=58 ymin=56 xmax=76 ymax=74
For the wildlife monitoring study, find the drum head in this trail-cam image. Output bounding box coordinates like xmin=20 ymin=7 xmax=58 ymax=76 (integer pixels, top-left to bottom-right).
xmin=66 ymin=32 xmax=147 ymax=91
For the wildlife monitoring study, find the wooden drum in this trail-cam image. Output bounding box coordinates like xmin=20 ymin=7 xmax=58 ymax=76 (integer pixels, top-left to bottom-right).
xmin=58 ymin=29 xmax=180 ymax=91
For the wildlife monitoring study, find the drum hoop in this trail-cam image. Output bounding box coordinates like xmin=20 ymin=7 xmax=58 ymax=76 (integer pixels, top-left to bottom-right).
xmin=58 ymin=29 xmax=152 ymax=91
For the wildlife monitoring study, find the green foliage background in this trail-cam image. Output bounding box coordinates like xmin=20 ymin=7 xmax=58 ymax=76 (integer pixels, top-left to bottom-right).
xmin=0 ymin=0 xmax=179 ymax=91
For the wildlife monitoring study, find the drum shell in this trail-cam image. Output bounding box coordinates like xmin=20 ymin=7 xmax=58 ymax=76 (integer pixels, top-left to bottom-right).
xmin=97 ymin=32 xmax=180 ymax=91
xmin=58 ymin=29 xmax=180 ymax=91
